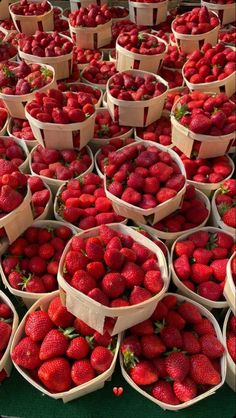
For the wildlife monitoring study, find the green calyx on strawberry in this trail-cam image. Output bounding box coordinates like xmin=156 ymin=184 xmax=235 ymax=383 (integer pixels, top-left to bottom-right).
xmin=97 ymin=124 xmax=110 ymax=137
xmin=122 ymin=349 xmax=139 ymax=369
xmin=58 ymin=326 xmax=79 ymax=339
xmin=174 ymin=104 xmax=190 ymax=121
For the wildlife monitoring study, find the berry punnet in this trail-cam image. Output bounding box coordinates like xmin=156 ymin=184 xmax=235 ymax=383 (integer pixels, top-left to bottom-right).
xmin=212 ymin=179 xmax=236 ymax=230
xmin=0 ymin=136 xmax=27 ymax=169
xmin=57 ymin=82 xmax=102 ymax=108
xmin=0 ymin=42 xmax=17 ymax=62
xmin=1 ymin=223 xmax=74 ymax=294
xmin=30 ymin=145 xmax=92 ymax=182
xmin=11 ymin=294 xmax=119 ymax=395
xmin=10 ymin=0 xmax=51 ymax=16
xmin=8 ymin=118 xmax=37 ymax=144
xmin=117 ymin=30 xmax=166 ymax=55
xmin=95 ymin=138 xmax=135 ymax=176
xmin=219 ymin=29 xmax=236 ymax=47
xmin=82 ymin=61 xmax=117 ymax=88
xmin=172 ymin=7 xmax=219 ymax=35
xmin=69 ymin=5 xmax=112 ymax=28
xmin=18 ymin=31 xmax=73 ymax=57
xmin=136 ymin=116 xmax=172 ymax=146
xmin=183 ymin=43 xmax=236 ymax=85
xmin=55 ymin=173 xmax=125 ymax=229
xmin=172 ymin=228 xmax=235 ymax=304
xmin=120 ymin=293 xmax=225 ymax=409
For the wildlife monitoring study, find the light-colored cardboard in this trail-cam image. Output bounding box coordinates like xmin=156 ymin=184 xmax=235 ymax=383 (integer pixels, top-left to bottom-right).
xmin=0 ymin=0 xmax=9 ymax=20
xmin=211 ymin=188 xmax=236 ymax=236
xmin=129 ymin=1 xmax=168 ymax=26
xmin=9 ymin=1 xmax=54 ymax=35
xmin=224 ymin=253 xmax=236 ymax=316
xmin=69 ymin=20 xmax=112 ymax=49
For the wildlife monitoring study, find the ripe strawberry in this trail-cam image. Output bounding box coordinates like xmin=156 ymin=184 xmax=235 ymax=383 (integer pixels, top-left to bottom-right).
xmin=86 ymin=261 xmax=105 ymax=280
xmin=130 ymin=319 xmax=154 ymax=336
xmin=190 ymin=354 xmax=221 ymax=385
xmin=192 ymin=248 xmax=212 ymax=264
xmin=39 ymin=329 xmax=71 ymax=361
xmin=174 ymin=255 xmax=191 ymax=281
xmin=160 ymin=326 xmax=183 ymax=349
xmin=0 ymin=321 xmax=12 ymax=351
xmin=85 ymin=237 xmax=104 ymax=261
xmin=191 ymin=263 xmax=213 ymax=284
xmin=66 ymin=336 xmax=90 ymax=360
xmin=90 ymin=346 xmax=113 ymax=373
xmin=129 ymin=360 xmax=158 ymax=385
xmin=48 ymin=296 xmax=74 ymax=327
xmin=0 ymin=303 xmax=12 ymax=319
xmin=178 ymin=302 xmax=202 ymax=324
xmin=73 ymin=318 xmax=95 ymax=336
xmin=71 ymin=270 xmax=96 ymax=294
xmin=121 ymin=262 xmax=144 ymax=288
xmin=182 ymin=331 xmax=201 ymax=354
xmin=188 ymin=231 xmax=209 ymax=247
xmin=71 ymin=359 xmax=95 ymax=385
xmin=11 ymin=337 xmax=41 ymax=369
xmin=215 ymin=231 xmax=234 ymax=249
xmin=175 ymin=241 xmax=195 ymax=257
xmin=166 ymin=311 xmax=186 ymax=331
xmin=210 ymin=259 xmax=228 ymax=282
xmin=165 ymin=352 xmax=190 ymax=382
xmin=222 ymin=207 xmax=236 ymax=228
xmin=129 ymin=286 xmax=152 ymax=305
xmin=121 ymin=335 xmax=142 ymax=360
xmin=25 ymin=311 xmax=54 ymax=341
xmin=0 ymin=185 xmax=23 ymax=213
xmin=173 ymin=377 xmax=197 ymax=402
xmin=64 ymin=251 xmax=88 ymax=275
xmin=88 ymin=288 xmax=109 ymax=306
xmin=101 ymin=273 xmax=126 ymax=299
xmin=141 ymin=335 xmax=166 ymax=359
xmin=193 ymin=318 xmax=215 ymax=336
xmin=152 ymin=380 xmax=179 ymax=405
xmin=227 ymin=336 xmax=236 ymax=362
xmin=38 ymin=357 xmax=72 ymax=392
xmin=104 ymin=248 xmax=125 ymax=270
xmin=143 ymin=270 xmax=163 ymax=294
xmin=198 ymin=281 xmax=223 ymax=301
xmin=200 ymin=334 xmax=224 ymax=358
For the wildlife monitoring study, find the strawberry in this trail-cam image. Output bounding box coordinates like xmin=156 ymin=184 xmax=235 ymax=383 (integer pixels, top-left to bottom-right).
xmin=71 ymin=270 xmax=96 ymax=294
xmin=0 ymin=185 xmax=23 ymax=213
xmin=143 ymin=269 xmax=163 ymax=294
xmin=200 ymin=334 xmax=224 ymax=358
xmin=130 ymin=319 xmax=154 ymax=336
xmin=215 ymin=231 xmax=234 ymax=249
xmin=129 ymin=286 xmax=152 ymax=305
xmin=166 ymin=311 xmax=186 ymax=331
xmin=175 ymin=241 xmax=195 ymax=257
xmin=129 ymin=360 xmax=158 ymax=385
xmin=38 ymin=357 xmax=72 ymax=392
xmin=0 ymin=321 xmax=12 ymax=351
xmin=25 ymin=311 xmax=54 ymax=341
xmin=174 ymin=255 xmax=191 ymax=281
xmin=11 ymin=337 xmax=41 ymax=369
xmin=90 ymin=346 xmax=113 ymax=373
xmin=87 ymin=288 xmax=109 ymax=306
xmin=182 ymin=331 xmax=201 ymax=354
xmin=222 ymin=207 xmax=236 ymax=228
xmin=178 ymin=302 xmax=202 ymax=324
xmin=190 ymin=354 xmax=221 ymax=385
xmin=152 ymin=380 xmax=179 ymax=405
xmin=85 ymin=237 xmax=104 ymax=261
xmin=48 ymin=296 xmax=74 ymax=327
xmin=86 ymin=261 xmax=105 ymax=280
xmin=191 ymin=263 xmax=213 ymax=284
xmin=173 ymin=377 xmax=197 ymax=402
xmin=198 ymin=281 xmax=223 ymax=301
xmin=104 ymin=249 xmax=125 ymax=270
xmin=210 ymin=259 xmax=228 ymax=281
xmin=71 ymin=359 xmax=95 ymax=385
xmin=227 ymin=336 xmax=236 ymax=362
xmin=193 ymin=318 xmax=215 ymax=336
xmin=121 ymin=335 xmax=142 ymax=360
xmin=101 ymin=273 xmax=126 ymax=299
xmin=192 ymin=248 xmax=212 ymax=264
xmin=0 ymin=303 xmax=12 ymax=319
xmin=73 ymin=318 xmax=95 ymax=336
xmin=39 ymin=328 xmax=74 ymax=361
xmin=188 ymin=231 xmax=209 ymax=247
xmin=64 ymin=251 xmax=88 ymax=275
xmin=140 ymin=335 xmax=166 ymax=359
xmin=66 ymin=336 xmax=90 ymax=360
xmin=160 ymin=326 xmax=183 ymax=349
xmin=165 ymin=352 xmax=190 ymax=382
xmin=121 ymin=262 xmax=144 ymax=288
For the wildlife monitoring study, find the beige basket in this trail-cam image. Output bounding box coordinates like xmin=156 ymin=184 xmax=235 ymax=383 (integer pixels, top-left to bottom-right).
xmin=0 ymin=290 xmax=19 ymax=379
xmin=116 ymin=34 xmax=168 ymax=73
xmin=136 ymin=189 xmax=210 ymax=248
xmin=58 ymin=223 xmax=169 ymax=335
xmin=129 ymin=0 xmax=168 ymax=26
xmin=9 ymin=1 xmax=54 ymax=35
xmin=171 ymin=226 xmax=235 ymax=310
xmin=183 ymin=61 xmax=236 ymax=98
xmin=0 ymin=0 xmax=10 ymax=20
xmin=0 ymin=64 xmax=56 ymax=120
xmin=10 ymin=290 xmax=121 ymax=403
xmin=202 ymin=1 xmax=236 ymax=25
xmin=29 ymin=145 xmax=94 ymax=196
xmin=69 ymin=20 xmax=112 ymax=50
xmin=211 ymin=188 xmax=236 ymax=236
xmin=18 ymin=34 xmax=73 ymax=81
xmin=171 ymin=14 xmax=220 ymax=54
xmin=105 ymin=141 xmax=186 ymax=225
xmin=120 ymin=292 xmax=227 ymax=411
xmin=25 ymin=106 xmax=95 ymax=151
xmin=0 ymin=109 xmax=9 ymax=136
xmin=0 ymin=26 xmax=17 ymax=42
xmin=0 ymin=220 xmax=77 ymax=309
xmin=224 ymin=253 xmax=236 ymax=316
xmin=187 ymin=155 xmax=235 ymax=198
xmin=7 ymin=117 xmax=38 ymax=151
xmin=0 ymin=135 xmax=29 ymax=174
xmin=107 ymin=70 xmax=169 ymax=128
xmin=223 ymin=308 xmax=236 ymax=392
xmin=70 ymin=0 xmax=108 ymax=12
xmin=171 ymin=103 xmax=235 ymax=159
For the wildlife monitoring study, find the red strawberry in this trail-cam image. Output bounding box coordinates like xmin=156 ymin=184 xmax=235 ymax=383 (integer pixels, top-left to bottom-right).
xmin=191 ymin=263 xmax=213 ymax=284
xmin=25 ymin=311 xmax=54 ymax=341
xmin=129 ymin=286 xmax=152 ymax=305
xmin=64 ymin=250 xmax=88 ymax=275
xmin=166 ymin=311 xmax=186 ymax=330
xmin=71 ymin=359 xmax=95 ymax=385
xmin=160 ymin=326 xmax=183 ymax=349
xmin=227 ymin=336 xmax=236 ymax=362
xmin=141 ymin=335 xmax=166 ymax=359
xmin=165 ymin=352 xmax=190 ymax=382
xmin=143 ymin=270 xmax=163 ymax=294
xmin=174 ymin=255 xmax=191 ymax=281
xmin=87 ymin=288 xmax=109 ymax=306
xmin=173 ymin=377 xmax=197 ymax=402
xmin=193 ymin=318 xmax=215 ymax=336
xmin=210 ymin=259 xmax=228 ymax=282
xmin=38 ymin=357 xmax=72 ymax=392
xmin=178 ymin=302 xmax=202 ymax=324
xmin=101 ymin=272 xmax=126 ymax=299
xmin=85 ymin=237 xmax=104 ymax=261
xmin=90 ymin=346 xmax=113 ymax=373
xmin=130 ymin=319 xmax=154 ymax=336
xmin=182 ymin=331 xmax=201 ymax=354
xmin=39 ymin=329 xmax=72 ymax=361
xmin=0 ymin=321 xmax=12 ymax=351
xmin=121 ymin=262 xmax=144 ymax=288
xmin=188 ymin=231 xmax=209 ymax=247
xmin=190 ymin=354 xmax=221 ymax=385
xmin=175 ymin=241 xmax=195 ymax=257
xmin=71 ymin=270 xmax=97 ymax=295
xmin=11 ymin=337 xmax=41 ymax=369
xmin=104 ymin=248 xmax=125 ymax=270
xmin=121 ymin=335 xmax=142 ymax=361
xmin=198 ymin=281 xmax=223 ymax=301
xmin=66 ymin=336 xmax=90 ymax=360
xmin=192 ymin=248 xmax=212 ymax=264
xmin=215 ymin=231 xmax=233 ymax=249
xmin=73 ymin=318 xmax=94 ymax=336
xmin=48 ymin=296 xmax=74 ymax=327
xmin=152 ymin=380 xmax=179 ymax=405
xmin=0 ymin=185 xmax=23 ymax=213
xmin=200 ymin=334 xmax=224 ymax=358
xmin=130 ymin=360 xmax=158 ymax=385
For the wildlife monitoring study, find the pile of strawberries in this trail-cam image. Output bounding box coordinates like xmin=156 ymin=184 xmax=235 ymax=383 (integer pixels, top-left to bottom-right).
xmin=159 ymin=68 xmax=184 ymax=90
xmin=105 ymin=143 xmax=185 ymax=209
xmin=56 ymin=173 xmax=124 ymax=229
xmin=172 ymin=7 xmax=219 ymax=35
xmin=0 ymin=42 xmax=17 ymax=62
xmin=95 ymin=138 xmax=135 ymax=175
xmin=0 ymin=299 xmax=13 ymax=382
xmin=18 ymin=31 xmax=73 ymax=57
xmin=26 ymin=88 xmax=95 ymax=124
xmin=73 ymin=47 xmax=102 ymax=66
xmin=9 ymin=118 xmax=36 ymax=143
xmin=214 ymin=179 xmax=236 ymax=229
xmin=172 ymin=229 xmax=235 ymax=302
xmin=69 ymin=5 xmax=112 ymax=28
xmin=183 ymin=43 xmax=236 ymax=84
xmin=11 ymin=296 xmax=117 ymax=392
xmin=31 ymin=145 xmax=92 ymax=181
xmin=63 ymin=224 xmax=165 ymax=307
xmin=0 ymin=165 xmax=27 ymax=215
xmin=94 ymin=109 xmax=131 ymax=140
xmin=10 ymin=0 xmax=51 ymax=16
xmin=57 ymin=82 xmax=102 ymax=107
xmin=82 ymin=61 xmax=117 ymax=86
xmin=173 ymin=91 xmax=236 ymax=136
xmin=226 ymin=313 xmax=236 ymax=364
xmin=0 ymin=61 xmax=53 ymax=96
xmin=136 ymin=116 xmax=171 ymax=146
xmin=219 ymin=29 xmax=236 ymax=46
xmin=163 ymin=45 xmax=186 ymax=69
xmin=0 ymin=137 xmax=27 ymax=169
xmin=1 ymin=223 xmax=73 ymax=293
xmin=117 ymin=31 xmax=166 ymax=55
xmin=121 ymin=294 xmax=224 ymax=405
xmin=27 ymin=175 xmax=51 ymax=219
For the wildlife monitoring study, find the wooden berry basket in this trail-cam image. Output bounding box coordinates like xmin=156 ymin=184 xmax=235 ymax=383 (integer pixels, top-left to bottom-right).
xmin=10 ymin=290 xmax=121 ymax=403
xmin=171 ymin=97 xmax=236 ymax=159
xmin=0 ymin=184 xmax=33 ymax=245
xmin=224 ymin=253 xmax=236 ymax=316
xmin=120 ymin=292 xmax=226 ymax=411
xmin=0 ymin=0 xmax=9 ymax=20
xmin=58 ymin=223 xmax=169 ymax=336
xmin=171 ymin=13 xmax=220 ymax=54
xmin=7 ymin=117 xmax=38 ymax=151
xmin=25 ymin=106 xmax=96 ymax=151
xmin=9 ymin=1 xmax=54 ymax=35
xmin=116 ymin=34 xmax=168 ymax=73
xmin=0 ymin=64 xmax=56 ymax=120
xmin=211 ymin=188 xmax=236 ymax=236
xmin=128 ymin=0 xmax=168 ymax=26
xmin=69 ymin=20 xmax=112 ymax=50
xmin=171 ymin=227 xmax=235 ymax=310
xmin=70 ymin=0 xmax=108 ymax=12
xmin=105 ymin=141 xmax=186 ymax=225
xmin=106 ymin=70 xmax=169 ymax=128
xmin=223 ymin=308 xmax=236 ymax=392
xmin=0 ymin=290 xmax=19 ymax=380
xmin=18 ymin=34 xmax=73 ymax=81
xmin=202 ymin=1 xmax=236 ymax=26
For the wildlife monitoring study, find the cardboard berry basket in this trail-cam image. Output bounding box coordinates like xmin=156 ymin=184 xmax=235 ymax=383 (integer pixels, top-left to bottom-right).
xmin=58 ymin=224 xmax=169 ymax=335
xmin=211 ymin=188 xmax=236 ymax=236
xmin=69 ymin=20 xmax=112 ymax=50
xmin=171 ymin=13 xmax=220 ymax=54
xmin=0 ymin=220 xmax=77 ymax=309
xmin=0 ymin=26 xmax=17 ymax=42
xmin=0 ymin=135 xmax=29 ymax=173
xmin=0 ymin=0 xmax=9 ymax=20
xmin=0 ymin=109 xmax=9 ymax=136
xmin=116 ymin=34 xmax=168 ymax=73
xmin=25 ymin=105 xmax=96 ymax=151
xmin=105 ymin=141 xmax=186 ymax=225
xmin=7 ymin=117 xmax=38 ymax=151
xmin=183 ymin=61 xmax=236 ymax=98
xmin=10 ymin=290 xmax=121 ymax=403
xmin=107 ymin=71 xmax=169 ymax=128
xmin=18 ymin=34 xmax=73 ymax=81
xmin=0 ymin=290 xmax=19 ymax=379
xmin=9 ymin=1 xmax=54 ymax=35
xmin=128 ymin=0 xmax=168 ymax=26
xmin=0 ymin=184 xmax=33 ymax=245
xmin=171 ymin=227 xmax=235 ymax=310
xmin=187 ymin=155 xmax=235 ymax=198
xmin=70 ymin=0 xmax=108 ymax=12
xmin=171 ymin=100 xmax=236 ymax=159
xmin=0 ymin=64 xmax=56 ymax=120
xmin=120 ymin=292 xmax=226 ymax=411
xmin=29 ymin=145 xmax=94 ymax=196
xmin=223 ymin=253 xmax=236 ymax=315
xmin=135 ymin=189 xmax=210 ymax=248
xmin=202 ymin=1 xmax=236 ymax=25
xmin=223 ymin=308 xmax=236 ymax=391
